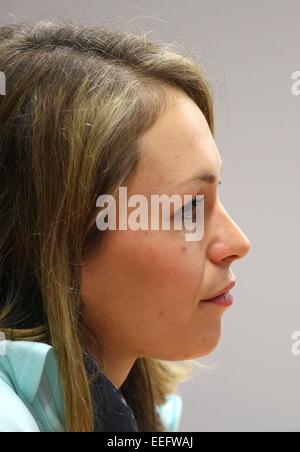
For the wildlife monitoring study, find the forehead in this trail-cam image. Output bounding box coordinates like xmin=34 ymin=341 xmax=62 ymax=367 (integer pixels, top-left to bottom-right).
xmin=131 ymin=87 xmax=222 ymax=195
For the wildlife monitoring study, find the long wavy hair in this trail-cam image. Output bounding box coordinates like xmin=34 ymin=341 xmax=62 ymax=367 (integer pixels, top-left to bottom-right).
xmin=0 ymin=20 xmax=215 ymax=432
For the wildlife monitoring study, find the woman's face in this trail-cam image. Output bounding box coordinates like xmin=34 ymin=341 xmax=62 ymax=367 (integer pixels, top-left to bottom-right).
xmin=81 ymin=87 xmax=250 ymax=367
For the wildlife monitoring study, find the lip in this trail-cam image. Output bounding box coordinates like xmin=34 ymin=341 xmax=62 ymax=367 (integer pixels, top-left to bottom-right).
xmin=201 ymin=280 xmax=236 ymax=301
xmin=201 ymin=291 xmax=234 ymax=307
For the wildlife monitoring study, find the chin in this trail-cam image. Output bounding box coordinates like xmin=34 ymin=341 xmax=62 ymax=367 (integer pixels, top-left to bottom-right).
xmin=155 ymin=334 xmax=222 ymax=361
xmin=145 ymin=323 xmax=223 ymax=361
xmin=179 ymin=327 xmax=223 ymax=360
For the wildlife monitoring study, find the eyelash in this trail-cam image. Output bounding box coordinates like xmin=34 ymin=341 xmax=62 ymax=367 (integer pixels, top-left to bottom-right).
xmin=181 ymin=181 xmax=222 ymax=219
xmin=180 ymin=196 xmax=205 ymax=221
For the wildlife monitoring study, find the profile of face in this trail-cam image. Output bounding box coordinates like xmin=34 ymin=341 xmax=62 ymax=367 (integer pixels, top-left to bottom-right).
xmin=81 ymin=87 xmax=250 ymax=375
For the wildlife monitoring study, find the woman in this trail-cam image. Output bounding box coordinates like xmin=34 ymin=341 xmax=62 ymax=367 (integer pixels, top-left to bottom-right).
xmin=0 ymin=21 xmax=250 ymax=432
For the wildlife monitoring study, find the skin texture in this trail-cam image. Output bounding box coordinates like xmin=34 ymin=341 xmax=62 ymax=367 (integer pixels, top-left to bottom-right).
xmin=80 ymin=87 xmax=251 ymax=389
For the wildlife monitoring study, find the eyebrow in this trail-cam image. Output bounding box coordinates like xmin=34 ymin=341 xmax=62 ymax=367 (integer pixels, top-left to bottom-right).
xmin=179 ymin=158 xmax=223 ymax=187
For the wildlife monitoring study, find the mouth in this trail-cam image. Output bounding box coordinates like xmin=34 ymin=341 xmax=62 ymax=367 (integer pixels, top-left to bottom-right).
xmin=200 ymin=280 xmax=236 ymax=307
xmin=201 ymin=291 xmax=234 ymax=307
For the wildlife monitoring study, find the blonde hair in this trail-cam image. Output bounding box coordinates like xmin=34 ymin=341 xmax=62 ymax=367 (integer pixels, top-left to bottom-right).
xmin=0 ymin=20 xmax=214 ymax=432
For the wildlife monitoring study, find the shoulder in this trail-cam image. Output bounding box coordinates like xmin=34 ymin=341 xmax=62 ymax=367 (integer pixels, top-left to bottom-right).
xmin=0 ymin=377 xmax=40 ymax=432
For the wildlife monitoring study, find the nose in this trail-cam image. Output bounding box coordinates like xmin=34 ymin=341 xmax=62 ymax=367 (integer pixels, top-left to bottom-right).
xmin=208 ymin=202 xmax=251 ymax=265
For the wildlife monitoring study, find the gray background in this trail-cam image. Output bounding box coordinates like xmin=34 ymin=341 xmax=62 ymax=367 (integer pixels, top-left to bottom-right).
xmin=1 ymin=0 xmax=299 ymax=432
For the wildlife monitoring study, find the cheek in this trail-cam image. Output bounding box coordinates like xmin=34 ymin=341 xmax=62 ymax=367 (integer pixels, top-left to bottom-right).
xmin=114 ymin=233 xmax=207 ymax=343
xmin=121 ymin=234 xmax=204 ymax=304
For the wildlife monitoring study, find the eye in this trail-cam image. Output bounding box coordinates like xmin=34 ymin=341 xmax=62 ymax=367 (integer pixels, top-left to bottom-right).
xmin=174 ymin=181 xmax=222 ymax=224
xmin=181 ymin=195 xmax=206 ymax=222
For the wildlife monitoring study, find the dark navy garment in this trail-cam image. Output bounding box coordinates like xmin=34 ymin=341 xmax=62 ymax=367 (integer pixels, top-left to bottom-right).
xmin=83 ymin=353 xmax=139 ymax=432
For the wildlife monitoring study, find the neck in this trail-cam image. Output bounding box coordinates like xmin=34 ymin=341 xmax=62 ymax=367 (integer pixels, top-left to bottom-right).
xmin=84 ymin=340 xmax=137 ymax=390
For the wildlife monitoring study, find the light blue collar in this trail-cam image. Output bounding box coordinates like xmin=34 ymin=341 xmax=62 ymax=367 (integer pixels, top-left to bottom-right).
xmin=0 ymin=340 xmax=64 ymax=431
